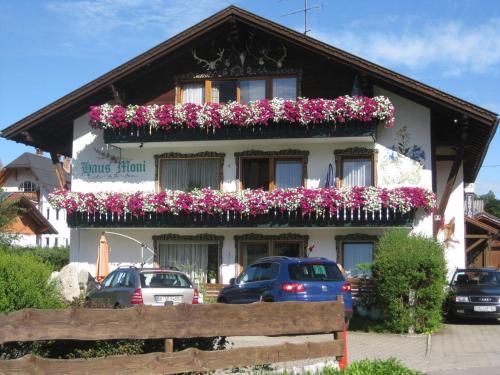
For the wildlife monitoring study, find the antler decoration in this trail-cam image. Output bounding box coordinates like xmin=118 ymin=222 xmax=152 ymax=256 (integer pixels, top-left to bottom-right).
xmin=192 ymin=48 xmax=225 ymax=71
xmin=261 ymin=44 xmax=287 ymax=68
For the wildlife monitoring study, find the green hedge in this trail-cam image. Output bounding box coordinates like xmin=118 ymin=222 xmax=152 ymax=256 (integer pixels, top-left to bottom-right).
xmin=14 ymin=246 xmax=69 ymax=272
xmin=0 ymin=247 xmax=65 ymax=313
xmin=372 ymin=230 xmax=447 ymax=333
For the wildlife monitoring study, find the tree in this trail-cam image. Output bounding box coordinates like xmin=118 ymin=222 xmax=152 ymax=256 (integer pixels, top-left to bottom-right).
xmin=479 ymin=190 xmax=500 ymax=217
xmin=0 ymin=191 xmax=20 ymax=245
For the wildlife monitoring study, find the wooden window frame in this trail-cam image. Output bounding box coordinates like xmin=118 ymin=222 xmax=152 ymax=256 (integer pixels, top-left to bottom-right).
xmin=334 ymin=147 xmax=378 ymax=188
xmin=234 ymin=233 xmax=309 ymax=271
xmin=235 ymin=150 xmax=309 ymax=191
xmin=176 ymin=75 xmax=300 ymax=104
xmin=154 ymin=152 xmax=225 ymax=192
xmin=152 ymin=234 xmax=224 ymax=283
xmin=335 ymin=234 xmax=378 ymax=278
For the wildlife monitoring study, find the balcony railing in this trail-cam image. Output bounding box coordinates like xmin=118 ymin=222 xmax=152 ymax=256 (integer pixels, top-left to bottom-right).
xmin=103 ymin=120 xmax=377 ymax=144
xmin=67 ymin=207 xmax=415 ymax=228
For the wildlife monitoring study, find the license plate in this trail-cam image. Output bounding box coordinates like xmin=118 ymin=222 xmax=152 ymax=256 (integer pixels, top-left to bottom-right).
xmin=473 ymin=306 xmax=496 ymax=312
xmin=155 ymin=295 xmax=182 ymax=304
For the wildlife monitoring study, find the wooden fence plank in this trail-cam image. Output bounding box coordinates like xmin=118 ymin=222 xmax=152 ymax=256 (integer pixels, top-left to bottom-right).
xmin=0 ymin=301 xmax=344 ymax=344
xmin=0 ymin=341 xmax=343 ymax=375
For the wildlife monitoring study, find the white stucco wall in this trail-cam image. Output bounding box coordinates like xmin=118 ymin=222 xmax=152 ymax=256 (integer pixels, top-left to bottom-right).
xmin=68 ymin=86 xmax=466 ymax=281
xmin=2 ymin=169 xmax=70 ymax=248
xmin=436 ymin=161 xmax=466 ymax=277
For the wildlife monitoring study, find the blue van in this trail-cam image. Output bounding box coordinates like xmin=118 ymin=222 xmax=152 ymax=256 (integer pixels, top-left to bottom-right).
xmin=217 ymin=256 xmax=353 ymax=321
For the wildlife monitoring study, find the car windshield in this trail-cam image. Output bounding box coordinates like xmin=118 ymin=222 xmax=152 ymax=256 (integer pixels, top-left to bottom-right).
xmin=140 ymin=272 xmax=192 ymax=288
xmin=289 ymin=262 xmax=344 ymax=282
xmin=451 ymin=270 xmax=500 ymax=286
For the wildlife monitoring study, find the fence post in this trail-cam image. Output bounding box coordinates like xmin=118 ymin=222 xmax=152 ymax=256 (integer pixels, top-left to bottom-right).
xmin=165 ymin=339 xmax=174 ymax=353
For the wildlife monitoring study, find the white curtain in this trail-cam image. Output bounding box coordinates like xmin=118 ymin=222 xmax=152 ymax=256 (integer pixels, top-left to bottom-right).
xmin=275 ymin=160 xmax=302 ymax=189
xmin=343 ymin=243 xmax=373 ymax=278
xmin=159 ymin=243 xmax=209 ymax=284
xmin=272 ymin=77 xmax=297 ymax=100
xmin=343 ymin=159 xmax=372 ymax=187
xmin=182 ymin=83 xmax=205 ymax=105
xmin=240 ymin=80 xmax=266 ymax=103
xmin=161 ymin=159 xmax=219 ymax=191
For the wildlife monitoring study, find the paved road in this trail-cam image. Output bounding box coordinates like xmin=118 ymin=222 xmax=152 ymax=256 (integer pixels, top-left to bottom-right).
xmin=348 ymin=320 xmax=500 ymax=373
xmin=228 ymin=319 xmax=500 ymax=374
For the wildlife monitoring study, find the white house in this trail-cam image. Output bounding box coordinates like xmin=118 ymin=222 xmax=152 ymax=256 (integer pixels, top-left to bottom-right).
xmin=2 ymin=7 xmax=498 ymax=284
xmin=0 ymin=152 xmax=71 ymax=247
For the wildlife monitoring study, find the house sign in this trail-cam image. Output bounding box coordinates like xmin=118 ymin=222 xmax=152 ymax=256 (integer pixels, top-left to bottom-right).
xmin=80 ymin=160 xmax=146 ymax=180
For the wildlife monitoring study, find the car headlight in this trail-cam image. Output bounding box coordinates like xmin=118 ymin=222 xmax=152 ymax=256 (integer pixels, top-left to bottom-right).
xmin=454 ymin=296 xmax=469 ymax=303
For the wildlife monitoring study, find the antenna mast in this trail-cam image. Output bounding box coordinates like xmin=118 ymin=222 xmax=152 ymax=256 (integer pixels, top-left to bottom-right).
xmin=282 ymin=0 xmax=322 ymax=35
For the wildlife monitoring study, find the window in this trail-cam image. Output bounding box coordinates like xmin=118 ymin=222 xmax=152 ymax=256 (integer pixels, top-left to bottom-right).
xmin=102 ymin=272 xmax=115 ymax=288
xmin=342 ymin=158 xmax=372 ymax=187
xmin=54 ymin=238 xmax=58 ymax=247
xmin=238 ymin=262 xmax=280 ymax=283
xmin=156 ymin=153 xmax=224 ymax=191
xmin=289 ymin=263 xmax=344 ymax=282
xmin=179 ymin=77 xmax=297 ymax=104
xmin=334 ymin=148 xmax=378 ymax=187
xmin=238 ymin=151 xmax=307 ymax=191
xmin=140 ymin=272 xmax=192 ymax=288
xmin=56 ymin=209 xmax=60 ymax=220
xmin=236 ymin=234 xmax=307 ymax=268
xmin=182 ymin=82 xmax=205 ymax=105
xmin=45 ymin=237 xmax=49 ymax=247
xmin=341 ymin=242 xmax=374 ymax=278
xmin=153 ymin=234 xmax=223 ymax=284
xmin=239 ymin=79 xmax=266 ymax=103
xmin=272 ymin=77 xmax=297 ymax=100
xmin=46 ymin=208 xmax=50 ymax=220
xmin=18 ymin=181 xmax=38 ymax=192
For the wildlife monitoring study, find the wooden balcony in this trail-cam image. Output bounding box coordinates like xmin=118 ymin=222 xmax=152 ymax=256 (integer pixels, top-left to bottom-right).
xmin=67 ymin=206 xmax=414 ymax=228
xmin=103 ymin=120 xmax=377 ymax=144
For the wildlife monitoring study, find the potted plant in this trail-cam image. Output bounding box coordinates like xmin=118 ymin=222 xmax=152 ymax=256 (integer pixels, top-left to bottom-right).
xmin=207 ymin=270 xmax=217 ymax=284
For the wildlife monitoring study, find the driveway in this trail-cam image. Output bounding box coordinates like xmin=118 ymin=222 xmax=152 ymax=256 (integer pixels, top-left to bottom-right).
xmin=227 ymin=320 xmax=500 ymax=373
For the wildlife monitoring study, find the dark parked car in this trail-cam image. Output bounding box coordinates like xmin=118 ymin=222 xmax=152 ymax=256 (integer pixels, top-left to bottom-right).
xmin=217 ymin=256 xmax=353 ymax=320
xmin=446 ymin=268 xmax=500 ymax=320
xmin=87 ymin=266 xmax=198 ymax=308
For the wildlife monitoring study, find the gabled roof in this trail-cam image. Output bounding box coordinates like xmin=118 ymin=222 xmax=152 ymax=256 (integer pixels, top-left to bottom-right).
xmin=0 ymin=153 xmax=70 ymax=191
xmin=1 ymin=6 xmax=498 ymax=178
xmin=0 ymin=192 xmax=57 ymax=235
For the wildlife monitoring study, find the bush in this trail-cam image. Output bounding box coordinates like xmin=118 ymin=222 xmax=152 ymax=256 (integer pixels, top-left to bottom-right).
xmin=0 ymin=247 xmax=65 ymax=313
xmin=15 ymin=246 xmax=69 ymax=272
xmin=372 ymin=230 xmax=447 ymax=333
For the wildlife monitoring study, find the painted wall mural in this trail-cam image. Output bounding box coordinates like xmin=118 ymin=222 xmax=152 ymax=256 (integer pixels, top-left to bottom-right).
xmin=380 ymin=126 xmax=426 ymax=187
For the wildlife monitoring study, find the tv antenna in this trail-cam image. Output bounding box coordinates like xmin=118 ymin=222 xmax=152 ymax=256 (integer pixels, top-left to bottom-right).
xmin=282 ymin=0 xmax=323 ymax=35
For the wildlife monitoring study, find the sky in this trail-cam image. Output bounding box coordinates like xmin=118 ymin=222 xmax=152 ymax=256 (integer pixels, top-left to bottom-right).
xmin=1 ymin=0 xmax=499 ymax=195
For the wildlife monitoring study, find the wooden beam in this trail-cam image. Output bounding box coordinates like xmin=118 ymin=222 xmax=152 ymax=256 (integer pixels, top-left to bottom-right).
xmin=465 ymin=234 xmax=490 ymax=239
xmin=0 ymin=301 xmax=344 ymax=344
xmin=0 ymin=341 xmax=344 ymax=375
xmin=49 ymin=152 xmax=67 ymax=190
xmin=434 ymin=116 xmax=468 ymax=237
xmin=466 ymin=238 xmax=486 ymax=253
xmin=110 ymin=83 xmax=124 ymax=105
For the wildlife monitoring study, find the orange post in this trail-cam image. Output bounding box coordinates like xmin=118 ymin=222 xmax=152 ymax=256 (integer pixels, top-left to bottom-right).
xmin=338 ymin=320 xmax=348 ymax=369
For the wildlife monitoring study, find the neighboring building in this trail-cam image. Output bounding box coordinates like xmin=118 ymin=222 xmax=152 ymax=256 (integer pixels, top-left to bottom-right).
xmin=0 ymin=152 xmax=70 ymax=247
xmin=1 ymin=7 xmax=498 ymax=283
xmin=465 ymin=204 xmax=500 ymax=269
xmin=0 ymin=192 xmax=57 ymax=246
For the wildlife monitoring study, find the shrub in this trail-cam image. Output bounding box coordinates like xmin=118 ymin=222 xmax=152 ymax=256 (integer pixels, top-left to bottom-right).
xmin=15 ymin=246 xmax=69 ymax=272
xmin=372 ymin=230 xmax=447 ymax=333
xmin=0 ymin=247 xmax=65 ymax=313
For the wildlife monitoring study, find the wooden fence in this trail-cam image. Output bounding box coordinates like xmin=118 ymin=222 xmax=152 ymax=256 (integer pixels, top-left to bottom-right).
xmin=0 ymin=300 xmax=345 ymax=374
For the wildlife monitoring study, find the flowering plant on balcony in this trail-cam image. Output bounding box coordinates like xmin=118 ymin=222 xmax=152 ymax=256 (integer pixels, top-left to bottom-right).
xmin=48 ymin=187 xmax=434 ymax=217
xmin=89 ymin=96 xmax=395 ymax=131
